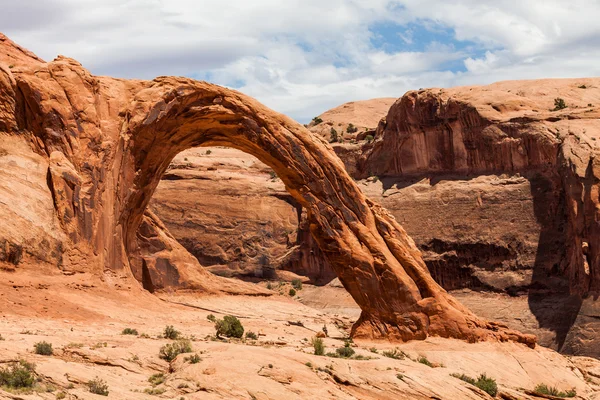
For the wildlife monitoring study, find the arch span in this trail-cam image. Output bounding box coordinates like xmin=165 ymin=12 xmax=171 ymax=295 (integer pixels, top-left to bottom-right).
xmin=110 ymin=78 xmax=534 ymax=345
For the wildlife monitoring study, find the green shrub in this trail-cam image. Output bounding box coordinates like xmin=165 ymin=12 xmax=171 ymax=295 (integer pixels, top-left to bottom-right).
xmin=347 ymin=123 xmax=358 ymax=133
xmin=163 ymin=325 xmax=180 ymax=340
xmin=452 ymin=373 xmax=498 ymax=397
xmin=186 ymin=354 xmax=201 ymax=364
xmin=534 ymin=383 xmax=576 ymax=398
xmin=55 ymin=392 xmax=67 ymax=399
xmin=291 ymin=279 xmax=303 ymax=290
xmin=245 ymin=331 xmax=258 ymax=340
xmin=159 ymin=339 xmax=193 ymax=362
xmin=0 ymin=360 xmax=36 ymax=388
xmin=144 ymin=387 xmax=166 ymax=395
xmin=311 ymin=337 xmax=325 ymax=356
xmin=329 ymin=128 xmax=339 ymax=143
xmin=207 ymin=314 xmax=217 ymax=322
xmin=365 ymin=134 xmax=374 ymax=143
xmin=553 ymin=98 xmax=567 ymax=111
xmin=335 ymin=342 xmax=355 ymax=358
xmin=122 ymin=328 xmax=138 ymax=335
xmin=205 ymin=150 xmax=212 ymax=155
xmin=34 ymin=341 xmax=53 ymax=356
xmin=215 ymin=315 xmax=244 ymax=338
xmin=88 ymin=377 xmax=109 ymax=396
xmin=305 ymin=362 xmax=313 ymax=368
xmin=417 ymin=356 xmax=433 ymax=367
xmin=289 ymin=288 xmax=296 ymax=296
xmin=148 ymin=373 xmax=165 ymax=386
xmin=312 ymin=117 xmax=323 ymax=125
xmin=382 ymin=348 xmax=406 ymax=360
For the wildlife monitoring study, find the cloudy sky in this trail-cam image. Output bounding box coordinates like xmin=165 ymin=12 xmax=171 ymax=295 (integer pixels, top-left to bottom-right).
xmin=2 ymin=0 xmax=600 ymax=122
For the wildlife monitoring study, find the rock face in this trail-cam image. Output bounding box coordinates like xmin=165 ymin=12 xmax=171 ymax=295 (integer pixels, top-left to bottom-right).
xmin=0 ymin=33 xmax=532 ymax=345
xmin=149 ymin=146 xmax=335 ymax=283
xmin=351 ymin=80 xmax=600 ymax=356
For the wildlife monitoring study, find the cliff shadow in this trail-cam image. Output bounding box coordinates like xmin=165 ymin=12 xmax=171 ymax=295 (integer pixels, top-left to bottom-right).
xmin=527 ymin=173 xmax=583 ymax=351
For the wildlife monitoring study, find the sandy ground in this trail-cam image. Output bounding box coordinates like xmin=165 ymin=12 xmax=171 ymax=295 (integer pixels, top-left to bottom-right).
xmin=1 ymin=270 xmax=599 ymax=399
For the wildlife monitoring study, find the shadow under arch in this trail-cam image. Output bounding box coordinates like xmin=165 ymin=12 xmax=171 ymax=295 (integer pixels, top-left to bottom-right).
xmin=111 ymin=78 xmax=534 ymax=345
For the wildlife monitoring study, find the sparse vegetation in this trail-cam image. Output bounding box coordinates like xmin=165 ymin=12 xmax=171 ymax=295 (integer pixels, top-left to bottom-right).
xmin=55 ymin=392 xmax=66 ymax=399
xmin=347 ymin=123 xmax=358 ymax=133
xmin=163 ymin=325 xmax=180 ymax=340
xmin=396 ymin=373 xmax=404 ymax=380
xmin=382 ymin=348 xmax=406 ymax=360
xmin=369 ymin=347 xmax=378 ymax=353
xmin=579 ymin=84 xmax=587 ymax=89
xmin=214 ymin=315 xmax=244 ymax=338
xmin=122 ymin=328 xmax=138 ymax=335
xmin=34 ymin=341 xmax=53 ymax=356
xmin=207 ymin=314 xmax=217 ymax=322
xmin=88 ymin=377 xmax=109 ymax=396
xmin=305 ymin=362 xmax=313 ymax=368
xmin=289 ymin=288 xmax=296 ymax=296
xmin=312 ymin=116 xmax=323 ymax=125
xmin=365 ymin=134 xmax=374 ymax=143
xmin=334 ymin=342 xmax=355 ymax=358
xmin=417 ymin=356 xmax=433 ymax=367
xmin=0 ymin=360 xmax=36 ymax=389
xmin=159 ymin=339 xmax=193 ymax=362
xmin=186 ymin=354 xmax=202 ymax=364
xmin=205 ymin=150 xmax=212 ymax=155
xmin=144 ymin=387 xmax=166 ymax=395
xmin=534 ymin=383 xmax=576 ymax=398
xmin=291 ymin=279 xmax=303 ymax=290
xmin=329 ymin=127 xmax=339 ymax=143
xmin=148 ymin=373 xmax=165 ymax=386
xmin=451 ymin=373 xmax=498 ymax=397
xmin=245 ymin=331 xmax=258 ymax=340
xmin=311 ymin=336 xmax=325 ymax=356
xmin=552 ymin=97 xmax=567 ymax=111
xmin=266 ymin=282 xmax=273 ymax=290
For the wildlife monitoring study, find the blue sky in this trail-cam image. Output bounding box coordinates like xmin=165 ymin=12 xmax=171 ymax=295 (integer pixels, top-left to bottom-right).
xmin=2 ymin=0 xmax=600 ymax=123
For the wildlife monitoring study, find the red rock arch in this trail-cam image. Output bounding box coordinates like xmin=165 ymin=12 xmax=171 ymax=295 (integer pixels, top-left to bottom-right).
xmin=112 ymin=79 xmax=534 ymax=345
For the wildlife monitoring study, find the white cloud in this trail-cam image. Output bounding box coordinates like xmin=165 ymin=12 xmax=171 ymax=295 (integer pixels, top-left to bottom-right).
xmin=2 ymin=0 xmax=599 ymax=122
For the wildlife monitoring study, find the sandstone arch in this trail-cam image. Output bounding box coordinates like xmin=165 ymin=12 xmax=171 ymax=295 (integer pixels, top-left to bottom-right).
xmin=0 ymin=34 xmax=534 ymax=345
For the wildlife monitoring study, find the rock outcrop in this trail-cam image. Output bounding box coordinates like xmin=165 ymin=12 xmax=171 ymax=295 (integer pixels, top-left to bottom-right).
xmin=350 ymin=79 xmax=600 ymax=355
xmin=0 ymin=33 xmax=532 ymax=345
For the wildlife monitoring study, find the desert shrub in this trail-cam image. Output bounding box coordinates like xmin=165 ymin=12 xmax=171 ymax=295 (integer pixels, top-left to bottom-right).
xmin=163 ymin=325 xmax=180 ymax=340
xmin=417 ymin=356 xmax=433 ymax=367
xmin=311 ymin=336 xmax=325 ymax=356
xmin=214 ymin=315 xmax=244 ymax=338
xmin=145 ymin=387 xmax=166 ymax=395
xmin=34 ymin=341 xmax=53 ymax=356
xmin=0 ymin=360 xmax=36 ymax=388
xmin=159 ymin=339 xmax=193 ymax=362
xmin=186 ymin=354 xmax=201 ymax=364
xmin=291 ymin=279 xmax=303 ymax=290
xmin=55 ymin=392 xmax=66 ymax=399
xmin=382 ymin=348 xmax=406 ymax=360
xmin=245 ymin=331 xmax=258 ymax=340
xmin=579 ymin=84 xmax=587 ymax=89
xmin=553 ymin=97 xmax=567 ymax=111
xmin=207 ymin=314 xmax=217 ymax=322
xmin=88 ymin=377 xmax=109 ymax=396
xmin=305 ymin=362 xmax=313 ymax=368
xmin=452 ymin=373 xmax=497 ymax=397
xmin=122 ymin=328 xmax=138 ymax=335
xmin=205 ymin=150 xmax=212 ymax=155
xmin=148 ymin=373 xmax=165 ymax=386
xmin=329 ymin=127 xmax=339 ymax=143
xmin=397 ymin=373 xmax=404 ymax=380
xmin=312 ymin=117 xmax=323 ymax=125
xmin=289 ymin=288 xmax=296 ymax=296
xmin=534 ymin=383 xmax=576 ymax=398
xmin=365 ymin=134 xmax=374 ymax=143
xmin=266 ymin=282 xmax=273 ymax=290
xmin=335 ymin=342 xmax=355 ymax=358
xmin=347 ymin=123 xmax=358 ymax=133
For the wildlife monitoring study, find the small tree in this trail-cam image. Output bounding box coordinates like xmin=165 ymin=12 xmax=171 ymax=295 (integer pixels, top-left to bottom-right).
xmin=311 ymin=336 xmax=325 ymax=355
xmin=553 ymin=98 xmax=567 ymax=111
xmin=329 ymin=128 xmax=338 ymax=143
xmin=215 ymin=315 xmax=244 ymax=338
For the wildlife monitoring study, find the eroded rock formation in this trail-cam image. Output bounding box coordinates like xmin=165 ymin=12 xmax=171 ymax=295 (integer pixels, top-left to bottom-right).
xmin=0 ymin=33 xmax=534 ymax=345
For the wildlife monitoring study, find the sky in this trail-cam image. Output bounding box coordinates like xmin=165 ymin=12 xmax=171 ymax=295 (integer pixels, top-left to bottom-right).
xmin=2 ymin=0 xmax=600 ymax=123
